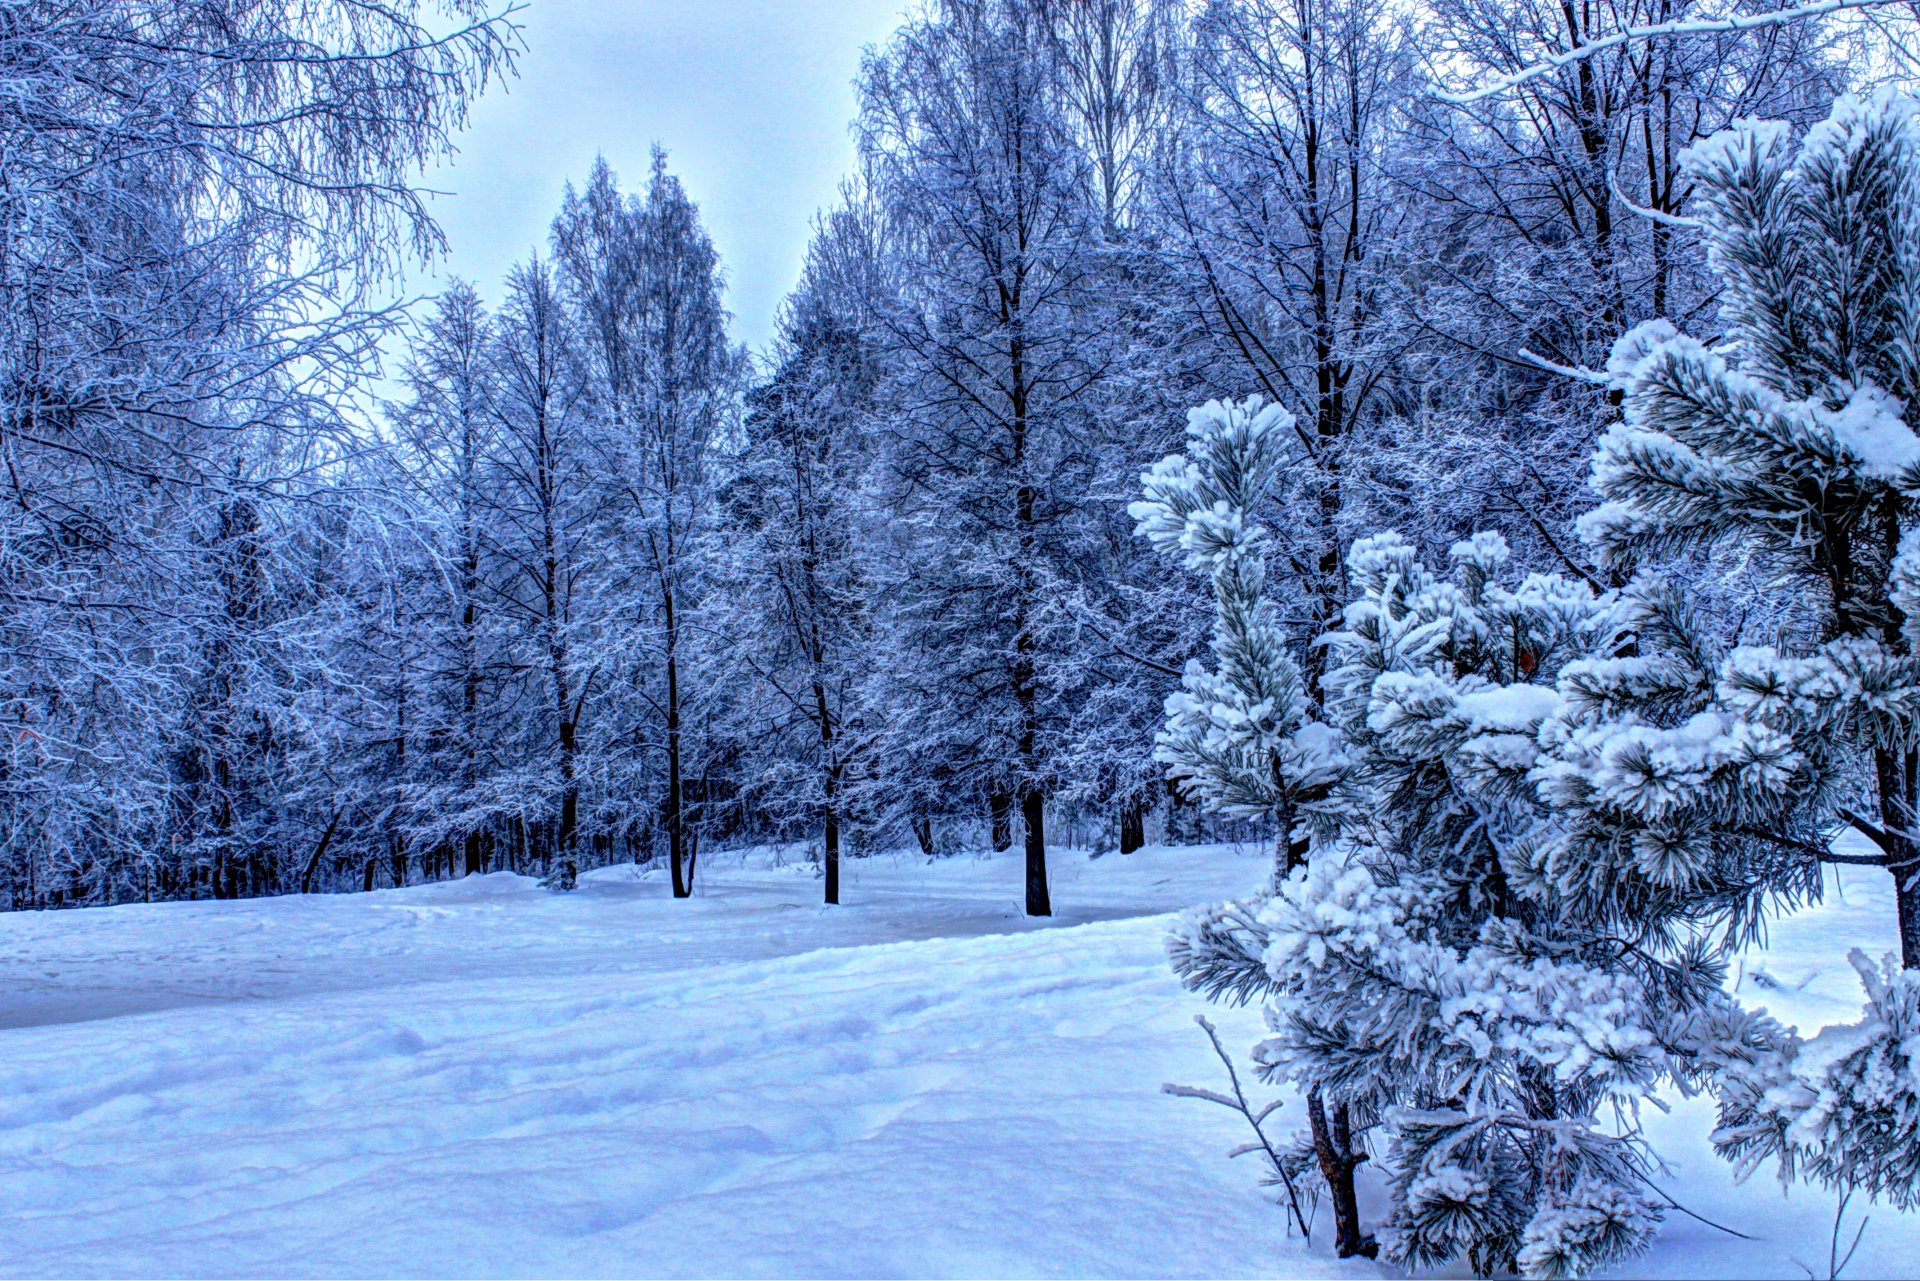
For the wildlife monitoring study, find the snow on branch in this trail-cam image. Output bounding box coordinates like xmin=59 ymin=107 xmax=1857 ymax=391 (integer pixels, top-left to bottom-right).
xmin=1438 ymin=0 xmax=1911 ymax=103
xmin=1609 ymin=177 xmax=1702 ymax=229
xmin=1517 ymin=348 xmax=1612 ymax=386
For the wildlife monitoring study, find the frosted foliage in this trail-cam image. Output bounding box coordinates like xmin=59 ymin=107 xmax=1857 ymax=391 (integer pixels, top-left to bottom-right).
xmin=1592 ymin=92 xmax=1920 ymax=574
xmin=1257 ymin=864 xmax=1664 ymax=1105
xmin=1514 ymin=1178 xmax=1662 ymax=1281
xmin=1167 ymin=513 xmax=1676 ymax=1278
xmin=1133 ymin=398 xmax=1344 ymax=837
xmin=1716 ymin=952 xmax=1920 ymax=1212
xmin=1570 ymin=88 xmax=1920 ymax=1223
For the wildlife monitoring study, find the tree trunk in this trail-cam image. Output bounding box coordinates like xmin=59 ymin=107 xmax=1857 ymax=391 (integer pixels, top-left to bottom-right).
xmin=554 ymin=714 xmax=578 ymax=890
xmin=1878 ymin=744 xmax=1920 ymax=969
xmin=1272 ymin=794 xmax=1306 ymax=893
xmin=818 ymin=683 xmax=840 ymax=906
xmin=1307 ymin=1089 xmax=1375 ymax=1259
xmin=300 ymin=808 xmax=343 ymax=893
xmin=990 ymin=790 xmax=1014 ymax=852
xmin=823 ymin=807 xmax=841 ymax=906
xmin=460 ymin=438 xmax=484 ymax=880
xmin=1022 ymin=787 xmax=1050 ymax=917
xmin=913 ymin=816 xmax=936 ymax=858
xmin=1166 ymin=780 xmax=1203 ymax=845
xmin=665 ymin=579 xmax=689 ymax=899
xmin=1118 ymin=800 xmax=1145 ymax=855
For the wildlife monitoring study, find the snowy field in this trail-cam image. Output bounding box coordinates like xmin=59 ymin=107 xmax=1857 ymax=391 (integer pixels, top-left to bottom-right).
xmin=1 ymin=841 xmax=1915 ymax=1279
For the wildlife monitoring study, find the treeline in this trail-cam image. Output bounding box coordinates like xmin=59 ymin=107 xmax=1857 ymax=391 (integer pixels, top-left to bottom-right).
xmin=0 ymin=0 xmax=1879 ymax=908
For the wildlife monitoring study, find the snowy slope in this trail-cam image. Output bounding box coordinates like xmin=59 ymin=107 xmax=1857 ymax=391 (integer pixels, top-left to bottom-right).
xmin=0 ymin=842 xmax=1914 ymax=1279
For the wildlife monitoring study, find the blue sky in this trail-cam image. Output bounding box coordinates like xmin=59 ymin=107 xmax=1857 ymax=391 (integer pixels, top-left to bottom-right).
xmin=416 ymin=1 xmax=909 ymax=355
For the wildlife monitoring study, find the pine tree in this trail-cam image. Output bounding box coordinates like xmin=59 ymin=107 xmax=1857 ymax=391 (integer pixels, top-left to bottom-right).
xmin=1130 ymin=397 xmax=1347 ymax=890
xmin=1585 ymin=92 xmax=1920 ymax=964
xmin=1576 ymin=89 xmax=1920 ymax=1218
xmin=1144 ymin=401 xmax=1687 ymax=1276
xmin=1134 ymin=396 xmax=1370 ymax=1260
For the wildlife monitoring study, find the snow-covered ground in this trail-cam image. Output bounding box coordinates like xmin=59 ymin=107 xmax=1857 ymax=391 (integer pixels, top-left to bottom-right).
xmin=0 ymin=840 xmax=1913 ymax=1279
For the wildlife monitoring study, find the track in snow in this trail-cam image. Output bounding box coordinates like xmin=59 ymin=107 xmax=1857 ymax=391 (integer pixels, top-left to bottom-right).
xmin=0 ymin=842 xmax=1913 ymax=1278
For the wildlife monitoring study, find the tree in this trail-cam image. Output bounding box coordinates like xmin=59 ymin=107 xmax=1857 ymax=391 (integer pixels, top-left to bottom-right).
xmin=1399 ymin=0 xmax=1841 ymax=569
xmin=1565 ymin=90 xmax=1920 ymax=1220
xmin=390 ymin=282 xmax=509 ymax=877
xmin=1142 ymin=399 xmax=1764 ymax=1275
xmin=1046 ymin=0 xmax=1181 ymax=230
xmin=858 ymin=0 xmax=1116 ymax=915
xmin=489 ymin=259 xmax=596 ymax=890
xmin=1132 ymin=398 xmax=1346 ymax=889
xmin=1583 ymin=93 xmax=1920 ymax=966
xmin=726 ymin=231 xmax=885 ymax=904
xmin=0 ymin=0 xmax=514 ymax=904
xmin=1134 ymin=397 xmax=1370 ymax=1259
xmin=552 ymin=151 xmax=740 ymax=899
xmin=1256 ymin=530 xmax=1668 ymax=1279
xmin=1152 ymin=0 xmax=1418 ymax=660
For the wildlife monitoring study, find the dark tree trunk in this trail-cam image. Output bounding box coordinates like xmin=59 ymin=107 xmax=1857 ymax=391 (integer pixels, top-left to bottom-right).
xmin=818 ymin=682 xmax=841 ymax=906
xmin=1118 ymin=801 xmax=1145 ymax=855
xmin=823 ymin=808 xmax=840 ymax=906
xmin=990 ymin=790 xmax=1013 ymax=852
xmin=1022 ymin=788 xmax=1050 ymax=917
xmin=913 ymin=817 xmax=936 ymax=858
xmin=1307 ymin=1089 xmax=1375 ymax=1259
xmin=1165 ymin=781 xmax=1204 ymax=844
xmin=554 ymin=716 xmax=578 ymax=890
xmin=665 ymin=585 xmax=689 ymax=899
xmin=1877 ymin=744 xmax=1920 ymax=969
xmin=300 ymin=809 xmax=343 ymax=893
xmin=1272 ymin=794 xmax=1308 ymax=893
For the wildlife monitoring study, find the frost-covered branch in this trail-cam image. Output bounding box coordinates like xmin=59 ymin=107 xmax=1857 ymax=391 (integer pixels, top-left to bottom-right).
xmin=1439 ymin=0 xmax=1910 ymax=103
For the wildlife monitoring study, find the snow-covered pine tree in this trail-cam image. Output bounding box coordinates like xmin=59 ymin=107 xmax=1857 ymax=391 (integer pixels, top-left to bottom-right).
xmin=1260 ymin=531 xmax=1674 ymax=1279
xmin=1142 ymin=402 xmax=1686 ymax=1275
xmin=1130 ymin=396 xmax=1349 ymax=891
xmin=1132 ymin=396 xmax=1370 ymax=1256
xmin=1575 ymin=90 xmax=1920 ymax=1219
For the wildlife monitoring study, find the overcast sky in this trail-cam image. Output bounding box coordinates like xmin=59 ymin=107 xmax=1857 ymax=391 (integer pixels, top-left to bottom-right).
xmin=415 ymin=1 xmax=910 ymax=355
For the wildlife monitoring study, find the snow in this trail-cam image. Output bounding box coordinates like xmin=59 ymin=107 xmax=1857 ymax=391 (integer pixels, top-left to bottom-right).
xmin=1 ymin=840 xmax=1916 ymax=1279
xmin=1605 ymin=318 xmax=1681 ymax=388
xmin=1826 ymin=383 xmax=1920 ymax=482
xmin=1454 ymin=682 xmax=1564 ymax=732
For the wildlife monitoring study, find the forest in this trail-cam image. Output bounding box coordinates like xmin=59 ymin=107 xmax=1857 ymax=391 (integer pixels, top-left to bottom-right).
xmin=6 ymin=0 xmax=1920 ymax=1277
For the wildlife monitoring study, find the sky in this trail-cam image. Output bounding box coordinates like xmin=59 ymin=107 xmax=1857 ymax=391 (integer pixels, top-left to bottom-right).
xmin=414 ymin=1 xmax=911 ymax=357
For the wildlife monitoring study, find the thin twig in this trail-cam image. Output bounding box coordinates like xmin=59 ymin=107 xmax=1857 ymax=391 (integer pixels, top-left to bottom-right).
xmin=1631 ymin=1168 xmax=1757 ymax=1241
xmin=1164 ymin=1015 xmax=1313 ymax=1243
xmin=1832 ymin=1188 xmax=1869 ymax=1281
